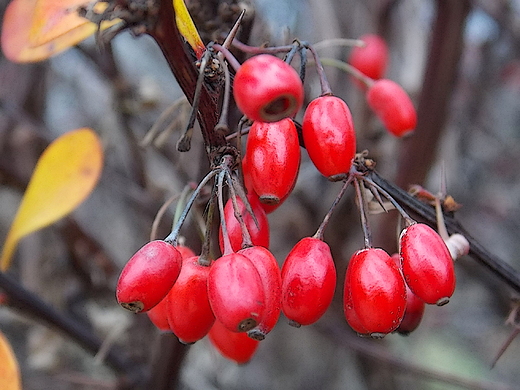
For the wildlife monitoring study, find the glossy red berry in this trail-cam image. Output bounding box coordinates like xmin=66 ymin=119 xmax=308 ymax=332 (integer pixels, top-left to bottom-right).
xmin=233 ymin=54 xmax=304 ymax=122
xmin=207 ymin=252 xmax=265 ymax=332
xmin=345 ymin=248 xmax=406 ymax=336
xmin=243 ymin=118 xmax=300 ymax=205
xmin=219 ymin=193 xmax=270 ymax=253
xmin=242 ymin=165 xmax=290 ymax=214
xmin=116 ymin=240 xmax=182 ymax=313
xmin=366 ymin=79 xmax=417 ymax=137
xmin=167 ymin=256 xmax=215 ymax=344
xmin=348 ymin=34 xmax=389 ymax=84
xmin=302 ymin=96 xmax=356 ymax=180
xmin=146 ymin=245 xmax=196 ymax=330
xmin=239 ymin=246 xmax=282 ymax=340
xmin=343 ymin=283 xmax=370 ymax=335
xmin=390 ymin=254 xmax=425 ymax=335
xmin=175 ymin=245 xmax=197 ymax=260
xmin=208 ymin=319 xmax=260 ymax=364
xmin=399 ymin=223 xmax=456 ymax=306
xmin=146 ymin=295 xmax=171 ymax=331
xmin=281 ymin=237 xmax=336 ymax=326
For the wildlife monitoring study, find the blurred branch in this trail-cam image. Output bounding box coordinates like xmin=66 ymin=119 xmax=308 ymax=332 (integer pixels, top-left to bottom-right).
xmin=315 ymin=321 xmax=517 ymax=390
xmin=0 ymin=271 xmax=147 ymax=388
xmin=395 ymin=0 xmax=471 ymax=188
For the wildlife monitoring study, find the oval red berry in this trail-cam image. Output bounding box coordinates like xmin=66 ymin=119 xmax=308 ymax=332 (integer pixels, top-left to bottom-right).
xmin=366 ymin=79 xmax=417 ymax=137
xmin=281 ymin=237 xmax=336 ymax=326
xmin=167 ymin=256 xmax=215 ymax=344
xmin=302 ymin=96 xmax=356 ymax=180
xmin=345 ymin=248 xmax=406 ymax=336
xmin=207 ymin=253 xmax=265 ymax=332
xmin=244 ymin=118 xmax=300 ymax=205
xmin=116 ymin=240 xmax=182 ymax=313
xmin=399 ymin=223 xmax=456 ymax=305
xmin=348 ymin=34 xmax=389 ymax=85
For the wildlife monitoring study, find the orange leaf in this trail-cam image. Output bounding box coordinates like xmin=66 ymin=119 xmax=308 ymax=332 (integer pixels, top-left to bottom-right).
xmin=0 ymin=331 xmax=22 ymax=390
xmin=173 ymin=0 xmax=205 ymax=59
xmin=1 ymin=0 xmax=119 ymax=63
xmin=0 ymin=128 xmax=103 ymax=270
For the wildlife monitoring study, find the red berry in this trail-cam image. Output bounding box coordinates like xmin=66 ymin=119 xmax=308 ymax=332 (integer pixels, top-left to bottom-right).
xmin=233 ymin=54 xmax=304 ymax=122
xmin=345 ymin=248 xmax=406 ymax=336
xmin=241 ymin=165 xmax=290 ymax=214
xmin=207 ymin=253 xmax=265 ymax=332
xmin=208 ymin=319 xmax=260 ymax=364
xmin=146 ymin=295 xmax=171 ymax=331
xmin=146 ymin=244 xmax=196 ymax=330
xmin=244 ymin=118 xmax=300 ymax=205
xmin=219 ymin=193 xmax=270 ymax=253
xmin=348 ymin=34 xmax=389 ymax=85
xmin=343 ymin=283 xmax=370 ymax=335
xmin=399 ymin=223 xmax=456 ymax=305
xmin=302 ymin=96 xmax=356 ymax=180
xmin=281 ymin=237 xmax=336 ymax=326
xmin=239 ymin=246 xmax=282 ymax=340
xmin=175 ymin=245 xmax=197 ymax=260
xmin=366 ymin=79 xmax=417 ymax=137
xmin=167 ymin=256 xmax=215 ymax=344
xmin=116 ymin=240 xmax=182 ymax=313
xmin=390 ymin=254 xmax=425 ymax=335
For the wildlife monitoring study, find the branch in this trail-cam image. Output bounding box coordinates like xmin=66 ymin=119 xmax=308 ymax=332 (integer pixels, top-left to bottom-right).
xmin=0 ymin=271 xmax=147 ymax=387
xmin=370 ymin=171 xmax=520 ymax=294
xmin=147 ymin=0 xmax=227 ymax=156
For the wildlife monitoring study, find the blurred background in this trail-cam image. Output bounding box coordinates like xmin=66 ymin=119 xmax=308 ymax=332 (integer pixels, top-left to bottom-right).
xmin=1 ymin=0 xmax=520 ymax=389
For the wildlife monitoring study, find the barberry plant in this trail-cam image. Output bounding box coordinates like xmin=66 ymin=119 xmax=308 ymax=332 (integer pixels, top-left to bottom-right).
xmin=3 ymin=1 xmax=520 ymax=388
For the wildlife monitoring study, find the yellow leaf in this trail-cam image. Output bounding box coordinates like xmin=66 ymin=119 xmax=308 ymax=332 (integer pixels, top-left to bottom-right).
xmin=1 ymin=0 xmax=119 ymax=63
xmin=0 ymin=331 xmax=22 ymax=390
xmin=1 ymin=128 xmax=103 ymax=270
xmin=173 ymin=0 xmax=205 ymax=59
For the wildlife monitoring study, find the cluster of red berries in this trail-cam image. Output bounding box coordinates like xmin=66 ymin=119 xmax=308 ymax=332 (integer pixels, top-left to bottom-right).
xmin=114 ymin=34 xmax=457 ymax=364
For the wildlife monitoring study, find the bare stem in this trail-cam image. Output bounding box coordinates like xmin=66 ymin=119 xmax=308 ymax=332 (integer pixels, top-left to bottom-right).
xmin=225 ymin=170 xmax=253 ymax=248
xmin=217 ymin=169 xmax=233 ymax=255
xmin=164 ymin=169 xmax=218 ymax=245
xmin=305 ymin=42 xmax=332 ymax=96
xmin=198 ymin=193 xmax=215 ymax=266
xmin=362 ymin=176 xmax=415 ymax=226
xmin=312 ymin=38 xmax=365 ymax=51
xmin=176 ymin=50 xmax=211 ymax=152
xmin=319 ymin=57 xmax=374 ymax=88
xmin=314 ymin=176 xmax=353 ymax=240
xmin=354 ymin=178 xmax=372 ymax=249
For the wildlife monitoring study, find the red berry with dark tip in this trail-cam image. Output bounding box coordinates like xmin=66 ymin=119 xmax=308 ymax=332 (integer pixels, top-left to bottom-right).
xmin=208 ymin=319 xmax=260 ymax=364
xmin=399 ymin=223 xmax=456 ymax=306
xmin=244 ymin=118 xmax=300 ymax=205
xmin=116 ymin=240 xmax=182 ymax=313
xmin=302 ymin=96 xmax=356 ymax=180
xmin=239 ymin=246 xmax=282 ymax=340
xmin=233 ymin=54 xmax=304 ymax=122
xmin=167 ymin=256 xmax=215 ymax=344
xmin=345 ymin=248 xmax=406 ymax=336
xmin=281 ymin=237 xmax=336 ymax=326
xmin=366 ymin=79 xmax=417 ymax=137
xmin=208 ymin=252 xmax=265 ymax=332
